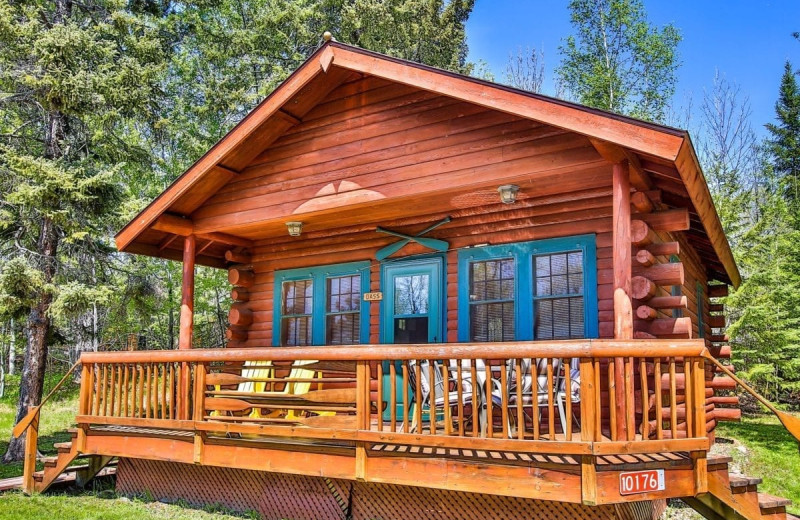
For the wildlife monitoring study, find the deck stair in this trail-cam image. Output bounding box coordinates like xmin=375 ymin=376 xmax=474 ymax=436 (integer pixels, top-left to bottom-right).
xmin=30 ymin=430 xmax=114 ymax=493
xmin=684 ymin=456 xmax=793 ymax=520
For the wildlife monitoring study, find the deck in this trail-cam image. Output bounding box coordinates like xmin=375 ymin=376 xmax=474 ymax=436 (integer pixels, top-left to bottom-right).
xmin=30 ymin=339 xmax=713 ymax=505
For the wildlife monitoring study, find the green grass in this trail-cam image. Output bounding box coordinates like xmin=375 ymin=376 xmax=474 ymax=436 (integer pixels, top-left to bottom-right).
xmin=0 ymin=490 xmax=251 ymax=519
xmin=715 ymin=414 xmax=800 ymax=515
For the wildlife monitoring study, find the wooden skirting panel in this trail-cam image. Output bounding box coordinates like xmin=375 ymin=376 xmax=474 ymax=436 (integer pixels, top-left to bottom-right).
xmin=116 ymin=458 xmax=666 ymax=520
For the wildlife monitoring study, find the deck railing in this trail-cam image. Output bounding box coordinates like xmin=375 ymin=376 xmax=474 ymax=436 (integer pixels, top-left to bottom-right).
xmin=75 ymin=339 xmax=710 ymax=460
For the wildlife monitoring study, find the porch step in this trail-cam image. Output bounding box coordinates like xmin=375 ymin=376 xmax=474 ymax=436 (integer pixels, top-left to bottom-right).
xmin=689 ymin=464 xmax=793 ymax=520
xmin=53 ymin=442 xmax=73 ymax=454
xmin=730 ymin=475 xmax=762 ymax=493
xmin=707 ymin=455 xmax=733 ymax=471
xmin=759 ymin=493 xmax=793 ymax=511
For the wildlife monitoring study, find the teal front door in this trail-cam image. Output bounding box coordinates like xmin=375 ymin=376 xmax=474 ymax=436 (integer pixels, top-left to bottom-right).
xmin=381 ymin=258 xmax=444 ymax=421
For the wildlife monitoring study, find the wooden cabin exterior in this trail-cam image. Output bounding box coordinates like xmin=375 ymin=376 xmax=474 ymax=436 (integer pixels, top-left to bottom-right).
xmin=17 ymin=42 xmax=796 ymax=520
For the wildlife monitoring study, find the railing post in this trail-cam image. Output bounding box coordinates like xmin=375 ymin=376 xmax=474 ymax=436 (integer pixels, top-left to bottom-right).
xmin=690 ymin=357 xmax=708 ymax=493
xmin=579 ymin=358 xmax=598 ymax=506
xmin=22 ymin=407 xmax=39 ymax=495
xmin=355 ymin=360 xmax=369 ymax=481
xmin=193 ymin=363 xmax=206 ymax=464
xmin=76 ymin=363 xmax=91 ymax=452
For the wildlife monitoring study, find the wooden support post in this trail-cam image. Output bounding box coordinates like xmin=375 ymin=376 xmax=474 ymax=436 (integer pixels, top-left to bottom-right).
xmin=179 ymin=235 xmax=196 ymax=351
xmin=22 ymin=407 xmax=39 ymax=495
xmin=612 ymin=161 xmax=632 ymax=441
xmin=177 ymin=235 xmax=196 ymax=420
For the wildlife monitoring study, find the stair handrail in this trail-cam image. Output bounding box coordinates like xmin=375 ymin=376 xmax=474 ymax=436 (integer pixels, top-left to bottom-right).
xmin=12 ymin=360 xmax=81 ymax=439
xmin=12 ymin=360 xmax=80 ymax=494
xmin=703 ymin=353 xmax=800 ymax=444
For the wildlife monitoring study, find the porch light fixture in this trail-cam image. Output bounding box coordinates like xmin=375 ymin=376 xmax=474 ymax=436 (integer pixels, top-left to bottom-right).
xmin=497 ymin=184 xmax=519 ymax=204
xmin=286 ymin=221 xmax=303 ymax=237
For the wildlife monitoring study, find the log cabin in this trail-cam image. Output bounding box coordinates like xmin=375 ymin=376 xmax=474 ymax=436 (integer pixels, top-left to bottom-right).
xmin=15 ymin=41 xmax=799 ymax=520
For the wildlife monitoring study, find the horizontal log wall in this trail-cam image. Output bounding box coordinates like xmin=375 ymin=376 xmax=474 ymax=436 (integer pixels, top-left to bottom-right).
xmin=230 ymin=197 xmax=613 ymax=348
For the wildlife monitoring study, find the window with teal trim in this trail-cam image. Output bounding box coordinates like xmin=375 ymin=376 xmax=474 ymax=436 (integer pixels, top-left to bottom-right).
xmin=534 ymin=251 xmax=585 ymax=339
xmin=457 ymin=235 xmax=598 ymax=342
xmin=274 ymin=262 xmax=370 ymax=346
xmin=326 ymin=275 xmax=361 ymax=345
xmin=469 ymin=258 xmax=515 ymax=342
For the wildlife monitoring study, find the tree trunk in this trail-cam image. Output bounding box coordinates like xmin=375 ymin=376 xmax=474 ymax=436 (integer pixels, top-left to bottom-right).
xmin=8 ymin=317 xmax=15 ymax=376
xmin=4 ymin=216 xmax=59 ymax=462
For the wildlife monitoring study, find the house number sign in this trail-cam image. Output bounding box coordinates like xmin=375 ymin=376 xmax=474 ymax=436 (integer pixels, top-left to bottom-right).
xmin=619 ymin=469 xmax=665 ymax=495
xmin=363 ymin=291 xmax=383 ymax=301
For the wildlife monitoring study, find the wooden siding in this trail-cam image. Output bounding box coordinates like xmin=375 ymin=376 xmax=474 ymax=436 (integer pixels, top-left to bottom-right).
xmin=189 ymin=77 xmax=606 ymax=239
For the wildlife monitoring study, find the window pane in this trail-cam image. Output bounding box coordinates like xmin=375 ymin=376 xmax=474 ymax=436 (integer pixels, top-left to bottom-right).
xmin=327 ymin=275 xmax=360 ymax=313
xmin=281 ymin=316 xmax=312 ymax=346
xmin=394 ymin=274 xmax=429 ymax=315
xmin=535 ymin=297 xmax=584 ymax=339
xmin=326 ymin=313 xmax=360 ymax=345
xmin=282 ymin=279 xmax=313 ymax=315
xmin=394 ymin=317 xmax=429 ymax=344
xmin=470 ymin=302 xmax=515 ymax=342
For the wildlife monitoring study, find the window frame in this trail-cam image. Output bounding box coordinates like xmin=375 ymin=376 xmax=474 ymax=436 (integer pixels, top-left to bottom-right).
xmin=273 ymin=261 xmax=370 ymax=346
xmin=457 ymin=235 xmax=598 ymax=342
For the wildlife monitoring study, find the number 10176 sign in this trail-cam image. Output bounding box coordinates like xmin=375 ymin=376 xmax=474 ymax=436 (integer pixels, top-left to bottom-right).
xmin=619 ymin=469 xmax=665 ymax=496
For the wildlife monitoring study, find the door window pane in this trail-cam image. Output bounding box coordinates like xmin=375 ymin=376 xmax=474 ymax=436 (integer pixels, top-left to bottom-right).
xmin=326 ymin=274 xmax=361 ymax=345
xmin=394 ymin=275 xmax=429 ymax=315
xmin=533 ymin=252 xmax=584 ymax=339
xmin=394 ymin=317 xmax=429 ymax=344
xmin=469 ymin=259 xmax=515 ymax=342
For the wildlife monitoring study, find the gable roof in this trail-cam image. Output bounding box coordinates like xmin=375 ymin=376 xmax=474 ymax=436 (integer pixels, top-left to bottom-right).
xmin=116 ymin=41 xmax=740 ymax=287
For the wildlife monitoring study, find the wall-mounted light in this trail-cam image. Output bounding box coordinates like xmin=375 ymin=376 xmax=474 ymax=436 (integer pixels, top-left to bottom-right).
xmin=497 ymin=184 xmax=520 ymax=204
xmin=286 ymin=221 xmax=303 ymax=237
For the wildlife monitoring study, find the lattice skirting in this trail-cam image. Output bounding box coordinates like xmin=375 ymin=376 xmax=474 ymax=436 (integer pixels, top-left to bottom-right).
xmin=115 ymin=458 xmax=666 ymax=520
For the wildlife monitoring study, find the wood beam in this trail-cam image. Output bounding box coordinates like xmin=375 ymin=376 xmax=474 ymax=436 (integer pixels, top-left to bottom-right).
xmin=196 ymin=232 xmax=253 ymax=249
xmin=589 ymin=138 xmax=654 ymax=191
xmin=151 ymin=214 xmax=193 ymax=236
xmin=157 ymin=234 xmax=179 ymax=252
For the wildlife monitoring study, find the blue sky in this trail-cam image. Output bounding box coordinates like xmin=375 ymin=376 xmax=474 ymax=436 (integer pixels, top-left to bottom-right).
xmin=466 ymin=1 xmax=800 ymax=134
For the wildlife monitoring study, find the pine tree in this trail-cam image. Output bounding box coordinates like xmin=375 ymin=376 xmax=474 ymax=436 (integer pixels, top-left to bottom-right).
xmin=765 ymin=61 xmax=800 ymax=210
xmin=556 ymin=0 xmax=681 ymax=122
xmin=0 ymin=0 xmax=167 ymax=461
